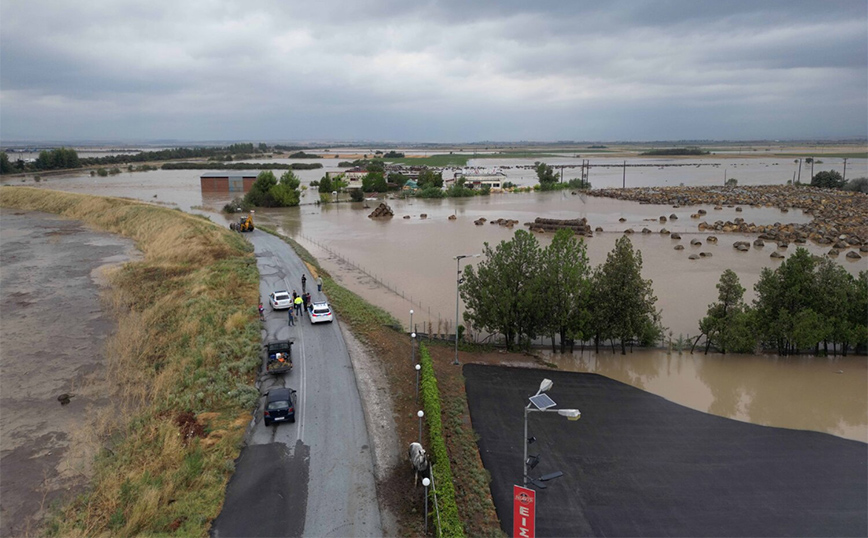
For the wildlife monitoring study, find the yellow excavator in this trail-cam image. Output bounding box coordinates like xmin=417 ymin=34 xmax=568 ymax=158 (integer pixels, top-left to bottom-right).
xmin=230 ymin=211 xmax=255 ymax=232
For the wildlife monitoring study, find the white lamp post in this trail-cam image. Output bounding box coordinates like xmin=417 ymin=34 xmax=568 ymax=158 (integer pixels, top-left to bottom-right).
xmin=411 ymin=332 xmax=416 ymax=364
xmin=523 ymin=378 xmax=581 ymax=487
xmin=417 ymin=410 xmax=425 ymax=443
xmin=415 ymin=363 xmax=421 ymax=401
xmin=422 ymin=476 xmax=431 ymax=533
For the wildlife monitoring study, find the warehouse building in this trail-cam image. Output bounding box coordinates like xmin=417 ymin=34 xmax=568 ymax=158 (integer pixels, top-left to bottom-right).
xmin=200 ymin=172 xmax=258 ymax=193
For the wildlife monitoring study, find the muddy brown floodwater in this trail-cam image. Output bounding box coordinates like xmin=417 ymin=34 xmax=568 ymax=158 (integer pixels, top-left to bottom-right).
xmin=6 ymin=158 xmax=866 ymax=445
xmin=0 ymin=209 xmax=137 ymax=537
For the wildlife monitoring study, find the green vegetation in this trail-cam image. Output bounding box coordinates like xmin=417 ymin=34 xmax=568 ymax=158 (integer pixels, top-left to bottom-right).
xmin=697 ymin=251 xmax=868 ymax=355
xmin=810 ymin=170 xmax=845 ymax=189
xmin=640 ymin=148 xmax=710 ymax=156
xmin=419 ymin=343 xmax=465 ymax=538
xmin=242 ymin=170 xmax=301 ymax=208
xmin=774 ymin=152 xmax=868 ymax=159
xmin=462 ymin=232 xmax=661 ymax=352
xmin=288 ymin=151 xmax=321 ymax=159
xmin=0 ymin=187 xmax=261 ymax=537
xmin=843 ymin=177 xmax=868 ymax=193
xmin=698 ymin=270 xmax=755 ymax=354
xmin=383 ymin=154 xmax=472 ymax=167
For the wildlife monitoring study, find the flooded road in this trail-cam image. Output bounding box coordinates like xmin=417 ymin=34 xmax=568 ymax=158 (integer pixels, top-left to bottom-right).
xmin=5 ymin=155 xmax=865 ymax=444
xmin=0 ymin=209 xmax=136 ymax=536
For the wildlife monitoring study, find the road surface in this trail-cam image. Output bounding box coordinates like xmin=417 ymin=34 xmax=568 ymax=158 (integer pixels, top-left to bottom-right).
xmin=212 ymin=230 xmax=382 ymax=537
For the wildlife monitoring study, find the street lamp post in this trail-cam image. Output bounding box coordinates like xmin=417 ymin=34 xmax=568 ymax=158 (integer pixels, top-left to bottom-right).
xmin=417 ymin=410 xmax=425 ymax=443
xmin=411 ymin=332 xmax=416 ymax=364
xmin=415 ymin=363 xmax=421 ymax=402
xmin=422 ymin=476 xmax=431 ymax=533
xmin=523 ymin=378 xmax=581 ymax=487
xmin=453 ymin=254 xmax=478 ymax=365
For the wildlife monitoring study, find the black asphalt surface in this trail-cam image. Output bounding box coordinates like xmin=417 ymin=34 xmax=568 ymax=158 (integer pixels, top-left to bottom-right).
xmin=464 ymin=364 xmax=868 ymax=537
xmin=211 ymin=230 xmax=381 ymax=537
xmin=212 ymin=442 xmax=309 ymax=538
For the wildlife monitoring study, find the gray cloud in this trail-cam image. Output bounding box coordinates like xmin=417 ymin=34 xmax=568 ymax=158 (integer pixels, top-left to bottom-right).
xmin=1 ymin=0 xmax=865 ymax=142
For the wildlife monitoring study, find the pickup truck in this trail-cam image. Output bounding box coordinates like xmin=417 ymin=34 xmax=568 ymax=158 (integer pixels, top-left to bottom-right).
xmin=265 ymin=340 xmax=293 ymax=375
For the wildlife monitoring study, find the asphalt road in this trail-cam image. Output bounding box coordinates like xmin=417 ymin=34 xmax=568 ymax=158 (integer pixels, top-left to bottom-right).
xmin=212 ymin=230 xmax=382 ymax=537
xmin=464 ymin=364 xmax=868 ymax=538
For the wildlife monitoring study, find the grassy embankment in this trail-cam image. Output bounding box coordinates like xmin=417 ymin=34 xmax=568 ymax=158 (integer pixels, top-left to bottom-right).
xmin=0 ymin=187 xmax=261 ymax=536
xmin=259 ymin=226 xmax=503 ymax=536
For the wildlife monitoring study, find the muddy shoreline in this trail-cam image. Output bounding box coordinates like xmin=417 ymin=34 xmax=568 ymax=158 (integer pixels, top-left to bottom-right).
xmin=0 ymin=210 xmax=137 ymax=536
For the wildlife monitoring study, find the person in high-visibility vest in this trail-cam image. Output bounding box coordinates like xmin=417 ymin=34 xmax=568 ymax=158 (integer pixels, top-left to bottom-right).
xmin=294 ymin=295 xmax=303 ymax=315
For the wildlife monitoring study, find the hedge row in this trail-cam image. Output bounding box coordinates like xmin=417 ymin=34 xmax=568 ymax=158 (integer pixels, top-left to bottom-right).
xmin=419 ymin=343 xmax=465 ymax=537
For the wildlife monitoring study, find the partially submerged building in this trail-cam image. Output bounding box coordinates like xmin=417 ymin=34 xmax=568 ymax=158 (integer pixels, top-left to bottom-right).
xmin=200 ymin=172 xmax=258 ymax=193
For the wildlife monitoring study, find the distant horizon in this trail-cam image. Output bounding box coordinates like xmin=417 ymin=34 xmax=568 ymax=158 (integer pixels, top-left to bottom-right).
xmin=2 ymin=137 xmax=867 ymax=150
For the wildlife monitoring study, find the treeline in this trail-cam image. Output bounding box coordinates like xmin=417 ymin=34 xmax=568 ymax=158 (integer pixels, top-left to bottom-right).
xmin=1 ymin=148 xmax=81 ymax=173
xmin=161 ymin=162 xmax=322 ymax=170
xmin=288 ymin=151 xmax=322 ymax=159
xmin=699 ymin=249 xmax=867 ymax=356
xmin=224 ymin=170 xmax=302 ymax=212
xmin=461 ymin=231 xmax=660 ymax=353
xmin=640 ymin=148 xmax=710 ymax=156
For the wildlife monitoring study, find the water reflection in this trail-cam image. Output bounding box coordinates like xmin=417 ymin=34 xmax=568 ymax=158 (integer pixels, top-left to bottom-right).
xmin=542 ymin=348 xmax=868 ymax=442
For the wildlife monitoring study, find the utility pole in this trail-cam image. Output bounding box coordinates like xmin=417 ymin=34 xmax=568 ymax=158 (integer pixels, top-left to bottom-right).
xmin=622 ymin=160 xmax=626 ymax=189
xmin=797 ymin=159 xmax=802 ymax=184
xmin=843 ymin=158 xmax=848 ymax=182
xmin=810 ymin=157 xmax=814 ymax=180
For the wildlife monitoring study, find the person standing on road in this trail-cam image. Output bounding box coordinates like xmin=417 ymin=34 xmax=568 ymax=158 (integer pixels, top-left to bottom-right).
xmin=288 ymin=307 xmax=295 ymax=326
xmin=258 ymin=302 xmax=264 ymax=321
xmin=316 ymin=276 xmax=323 ymax=292
xmin=294 ymin=295 xmax=303 ymax=315
xmin=302 ymin=292 xmax=310 ymax=312
xmin=301 ymin=274 xmax=307 ymax=292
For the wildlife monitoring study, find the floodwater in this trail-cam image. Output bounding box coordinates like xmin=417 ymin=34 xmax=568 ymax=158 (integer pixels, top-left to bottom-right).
xmin=5 ymin=155 xmax=866 ymax=444
xmin=0 ymin=210 xmax=137 ymax=536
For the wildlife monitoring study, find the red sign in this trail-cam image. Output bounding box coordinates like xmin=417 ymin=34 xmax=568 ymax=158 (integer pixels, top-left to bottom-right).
xmin=513 ymin=485 xmax=536 ymax=538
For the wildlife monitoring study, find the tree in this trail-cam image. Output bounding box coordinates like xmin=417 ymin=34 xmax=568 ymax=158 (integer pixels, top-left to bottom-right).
xmin=591 ymin=236 xmax=659 ymax=354
xmin=349 ymin=189 xmax=365 ymax=202
xmin=387 ymin=171 xmax=408 ymax=188
xmin=811 ymin=170 xmax=845 ymax=189
xmin=0 ymin=152 xmax=11 ymax=174
xmin=698 ymin=269 xmax=755 ymax=354
xmin=244 ymin=171 xmax=278 ymax=206
xmin=365 ymin=160 xmax=385 ymax=174
xmin=534 ymin=162 xmax=558 ymax=185
xmin=536 ymin=229 xmax=592 ymax=352
xmin=461 ymin=231 xmax=542 ymax=350
xmin=417 ymin=169 xmax=443 ymax=189
xmin=753 ymin=247 xmax=817 ymax=354
xmin=362 ymin=172 xmax=387 ymax=192
xmin=843 ymin=177 xmax=868 ymax=193
xmin=318 ymin=174 xmax=333 ymax=193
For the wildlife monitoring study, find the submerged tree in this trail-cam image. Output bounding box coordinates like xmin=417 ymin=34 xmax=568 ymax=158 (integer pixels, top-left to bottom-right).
xmin=461 ymin=230 xmax=542 ymax=350
xmin=590 ymin=236 xmax=660 ymax=354
xmin=243 ymin=170 xmax=301 ymax=207
xmin=536 ymin=229 xmax=592 ymax=352
xmin=698 ymin=269 xmax=755 ymax=354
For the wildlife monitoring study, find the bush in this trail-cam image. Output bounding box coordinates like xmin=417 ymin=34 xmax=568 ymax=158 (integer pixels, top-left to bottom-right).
xmin=349 ymin=189 xmax=364 ymax=202
xmin=96 ymin=168 xmax=109 ymax=177
xmin=843 ymin=177 xmax=868 ymax=193
xmin=419 ymin=344 xmax=465 ymax=538
xmin=811 ymin=170 xmax=845 ymax=189
xmin=223 ymin=197 xmax=252 ymax=213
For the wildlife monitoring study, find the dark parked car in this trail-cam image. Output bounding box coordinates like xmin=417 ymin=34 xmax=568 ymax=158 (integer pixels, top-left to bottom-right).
xmin=264 ymin=388 xmax=296 ymax=426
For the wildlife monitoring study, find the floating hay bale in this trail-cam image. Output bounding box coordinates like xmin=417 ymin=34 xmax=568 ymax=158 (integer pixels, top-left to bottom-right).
xmin=735 ymin=206 xmax=743 ymax=212
xmin=846 ymin=251 xmax=862 ymax=259
xmin=619 ymin=217 xmax=627 ymax=223
xmin=624 ymin=228 xmax=634 ymax=234
xmin=671 ymin=233 xmax=682 ymax=240
xmin=642 ymin=228 xmax=652 ymax=234
xmin=448 ymin=215 xmax=456 ymax=220
xmin=701 ymin=252 xmax=713 ymax=257
xmin=660 ymin=228 xmax=670 ymax=235
xmin=420 ymin=214 xmax=427 ymax=219
xmin=754 ymin=239 xmax=765 ymax=247
xmin=688 ymin=254 xmax=700 ymax=260
xmin=714 ymin=206 xmax=722 ymax=210
xmin=771 ymin=251 xmax=785 ymax=259
xmin=669 ymin=214 xmax=678 ymax=220
xmin=690 ymin=214 xmax=700 ymax=219
xmin=733 ymin=241 xmax=750 ymax=252
xmin=674 ymin=245 xmax=685 ymax=250
xmin=828 ymin=249 xmax=840 ymax=257
xmin=523 ymin=217 xmax=590 ymax=234
xmin=368 ymin=203 xmax=394 ymax=218
xmin=690 ymin=239 xmax=702 ymax=246
xmin=403 ymin=215 xmax=410 ymax=219
xmin=706 ymin=236 xmax=718 ymax=243
xmin=698 ymin=209 xmax=707 ymax=215
xmin=778 ymin=242 xmax=789 ymax=249
xmin=659 ymin=216 xmax=667 ymax=223
xmin=474 ymin=219 xmax=484 ymax=226
xmin=595 ymin=226 xmax=604 ymax=232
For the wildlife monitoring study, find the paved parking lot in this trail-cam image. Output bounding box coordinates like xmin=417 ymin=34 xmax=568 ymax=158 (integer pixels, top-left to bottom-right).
xmin=464 ymin=364 xmax=867 ymax=537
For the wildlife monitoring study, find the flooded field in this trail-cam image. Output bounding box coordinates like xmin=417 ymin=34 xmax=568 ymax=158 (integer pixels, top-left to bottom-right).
xmin=4 ymin=155 xmax=866 ymax=443
xmin=0 ymin=210 xmax=136 ymax=536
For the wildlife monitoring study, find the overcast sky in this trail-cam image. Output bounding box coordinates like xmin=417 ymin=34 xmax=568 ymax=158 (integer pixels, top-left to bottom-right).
xmin=1 ymin=0 xmax=866 ymax=143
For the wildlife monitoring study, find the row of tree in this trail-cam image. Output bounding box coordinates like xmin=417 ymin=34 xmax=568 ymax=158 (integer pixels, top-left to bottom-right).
xmin=460 ymin=231 xmax=660 ymax=353
xmin=700 ymin=249 xmax=867 ymax=356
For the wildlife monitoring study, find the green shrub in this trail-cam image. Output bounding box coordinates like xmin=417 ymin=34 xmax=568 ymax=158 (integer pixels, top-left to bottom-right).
xmin=419 ymin=343 xmax=465 ymax=537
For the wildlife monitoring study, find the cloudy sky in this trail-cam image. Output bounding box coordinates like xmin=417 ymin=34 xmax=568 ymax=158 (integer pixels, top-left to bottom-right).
xmin=1 ymin=0 xmax=866 ymax=143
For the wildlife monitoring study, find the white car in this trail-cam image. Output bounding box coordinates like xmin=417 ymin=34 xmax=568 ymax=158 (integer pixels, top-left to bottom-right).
xmin=308 ymin=301 xmax=334 ymax=324
xmin=269 ymin=290 xmax=293 ymax=310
